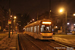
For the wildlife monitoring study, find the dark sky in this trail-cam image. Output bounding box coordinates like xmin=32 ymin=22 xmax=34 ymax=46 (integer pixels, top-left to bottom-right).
xmin=0 ymin=0 xmax=75 ymax=18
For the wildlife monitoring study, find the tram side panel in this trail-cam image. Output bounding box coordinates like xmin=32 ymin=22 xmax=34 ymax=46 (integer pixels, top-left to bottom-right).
xmin=25 ymin=25 xmax=53 ymax=40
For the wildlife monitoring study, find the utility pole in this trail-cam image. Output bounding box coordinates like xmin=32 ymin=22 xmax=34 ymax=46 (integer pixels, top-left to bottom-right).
xmin=37 ymin=13 xmax=38 ymax=20
xmin=62 ymin=11 xmax=67 ymax=34
xmin=65 ymin=11 xmax=67 ymax=34
xmin=49 ymin=0 xmax=51 ymax=19
xmin=8 ymin=0 xmax=11 ymax=38
xmin=12 ymin=13 xmax=13 ymax=35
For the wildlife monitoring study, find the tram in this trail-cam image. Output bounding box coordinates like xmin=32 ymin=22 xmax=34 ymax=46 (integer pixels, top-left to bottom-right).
xmin=24 ymin=19 xmax=53 ymax=40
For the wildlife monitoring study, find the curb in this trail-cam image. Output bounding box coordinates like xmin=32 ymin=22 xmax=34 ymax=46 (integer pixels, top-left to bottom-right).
xmin=17 ymin=34 xmax=20 ymax=50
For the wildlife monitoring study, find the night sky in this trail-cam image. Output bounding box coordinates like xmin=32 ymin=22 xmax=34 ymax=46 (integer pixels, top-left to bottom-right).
xmin=0 ymin=0 xmax=75 ymax=18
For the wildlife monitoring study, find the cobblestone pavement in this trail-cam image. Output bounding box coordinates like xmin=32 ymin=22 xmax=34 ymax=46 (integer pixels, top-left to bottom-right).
xmin=0 ymin=34 xmax=18 ymax=50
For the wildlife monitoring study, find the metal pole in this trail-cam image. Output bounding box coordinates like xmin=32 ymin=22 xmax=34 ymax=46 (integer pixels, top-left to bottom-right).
xmin=63 ymin=11 xmax=67 ymax=34
xmin=49 ymin=0 xmax=51 ymax=19
xmin=65 ymin=11 xmax=67 ymax=34
xmin=12 ymin=13 xmax=13 ymax=35
xmin=8 ymin=0 xmax=11 ymax=37
xmin=37 ymin=13 xmax=38 ymax=20
xmin=9 ymin=24 xmax=10 ymax=38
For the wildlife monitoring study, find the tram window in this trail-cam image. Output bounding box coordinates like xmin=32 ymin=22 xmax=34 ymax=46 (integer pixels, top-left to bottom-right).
xmin=25 ymin=28 xmax=26 ymax=31
xmin=37 ymin=25 xmax=39 ymax=32
xmin=27 ymin=28 xmax=28 ymax=32
xmin=41 ymin=25 xmax=52 ymax=33
xmin=26 ymin=28 xmax=27 ymax=31
xmin=31 ymin=27 xmax=33 ymax=32
xmin=41 ymin=25 xmax=45 ymax=32
xmin=36 ymin=25 xmax=39 ymax=33
xmin=28 ymin=28 xmax=29 ymax=32
xmin=28 ymin=27 xmax=30 ymax=32
xmin=29 ymin=27 xmax=31 ymax=32
xmin=34 ymin=26 xmax=36 ymax=33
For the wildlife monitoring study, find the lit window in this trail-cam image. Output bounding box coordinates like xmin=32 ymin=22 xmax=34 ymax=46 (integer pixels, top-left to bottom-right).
xmin=34 ymin=26 xmax=36 ymax=33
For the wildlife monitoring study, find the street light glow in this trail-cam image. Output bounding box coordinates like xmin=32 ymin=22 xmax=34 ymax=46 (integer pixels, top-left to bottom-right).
xmin=73 ymin=13 xmax=75 ymax=16
xmin=67 ymin=23 xmax=70 ymax=25
xmin=60 ymin=9 xmax=63 ymax=12
xmin=14 ymin=16 xmax=16 ymax=19
xmin=55 ymin=26 xmax=58 ymax=28
xmin=59 ymin=8 xmax=64 ymax=13
xmin=74 ymin=24 xmax=75 ymax=26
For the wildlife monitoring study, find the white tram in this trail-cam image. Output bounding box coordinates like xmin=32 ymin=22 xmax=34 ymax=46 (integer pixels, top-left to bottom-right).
xmin=24 ymin=19 xmax=53 ymax=40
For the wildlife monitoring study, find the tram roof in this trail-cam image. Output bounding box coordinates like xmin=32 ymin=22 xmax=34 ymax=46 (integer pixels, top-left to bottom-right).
xmin=25 ymin=19 xmax=51 ymax=27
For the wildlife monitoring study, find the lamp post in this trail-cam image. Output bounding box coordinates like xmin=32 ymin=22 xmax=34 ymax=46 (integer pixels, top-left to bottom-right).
xmin=8 ymin=0 xmax=11 ymax=38
xmin=14 ymin=16 xmax=17 ymax=34
xmin=10 ymin=15 xmax=13 ymax=35
xmin=59 ymin=8 xmax=67 ymax=34
xmin=49 ymin=0 xmax=51 ymax=19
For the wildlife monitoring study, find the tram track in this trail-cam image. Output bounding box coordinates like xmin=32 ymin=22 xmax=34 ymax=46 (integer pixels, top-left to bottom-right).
xmin=50 ymin=40 xmax=75 ymax=50
xmin=51 ymin=40 xmax=75 ymax=48
xmin=19 ymin=34 xmax=41 ymax=50
xmin=19 ymin=34 xmax=74 ymax=50
xmin=24 ymin=34 xmax=74 ymax=50
xmin=24 ymin=34 xmax=57 ymax=50
xmin=43 ymin=40 xmax=67 ymax=50
xmin=44 ymin=40 xmax=75 ymax=50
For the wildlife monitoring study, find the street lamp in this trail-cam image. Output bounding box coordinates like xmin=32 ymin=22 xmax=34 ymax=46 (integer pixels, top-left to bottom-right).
xmin=59 ymin=8 xmax=67 ymax=34
xmin=59 ymin=9 xmax=63 ymax=12
xmin=14 ymin=16 xmax=17 ymax=34
xmin=59 ymin=8 xmax=64 ymax=13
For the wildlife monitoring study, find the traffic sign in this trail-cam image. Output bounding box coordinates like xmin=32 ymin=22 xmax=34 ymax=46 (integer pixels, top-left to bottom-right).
xmin=8 ymin=20 xmax=11 ymax=24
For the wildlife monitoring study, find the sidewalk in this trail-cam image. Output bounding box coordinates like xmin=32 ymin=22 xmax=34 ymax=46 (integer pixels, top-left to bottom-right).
xmin=53 ymin=34 xmax=75 ymax=47
xmin=0 ymin=32 xmax=8 ymax=41
xmin=0 ymin=33 xmax=19 ymax=50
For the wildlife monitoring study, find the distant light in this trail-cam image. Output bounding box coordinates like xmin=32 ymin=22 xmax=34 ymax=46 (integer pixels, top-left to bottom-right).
xmin=74 ymin=24 xmax=75 ymax=26
xmin=55 ymin=26 xmax=58 ymax=28
xmin=54 ymin=26 xmax=58 ymax=28
xmin=30 ymin=20 xmax=32 ymax=22
xmin=17 ymin=23 xmax=19 ymax=25
xmin=50 ymin=10 xmax=51 ymax=12
xmin=32 ymin=19 xmax=34 ymax=21
xmin=14 ymin=16 xmax=16 ymax=19
xmin=67 ymin=23 xmax=70 ymax=25
xmin=10 ymin=15 xmax=12 ymax=17
xmin=23 ymin=28 xmax=25 ymax=30
xmin=73 ymin=13 xmax=75 ymax=16
xmin=19 ymin=25 xmax=21 ymax=26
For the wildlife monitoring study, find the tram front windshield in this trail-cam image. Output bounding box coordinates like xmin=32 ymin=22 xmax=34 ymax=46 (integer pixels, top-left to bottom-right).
xmin=41 ymin=25 xmax=52 ymax=33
